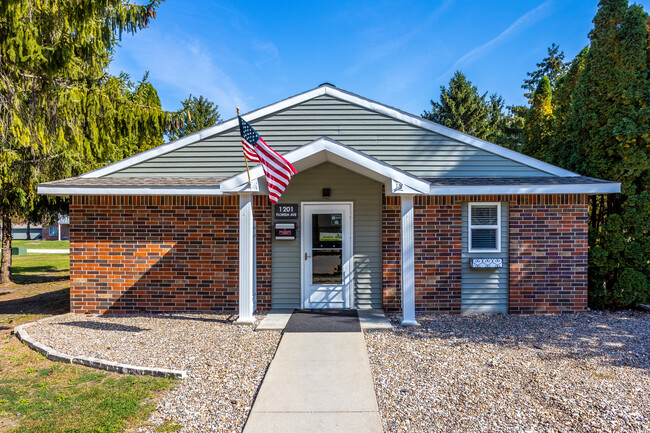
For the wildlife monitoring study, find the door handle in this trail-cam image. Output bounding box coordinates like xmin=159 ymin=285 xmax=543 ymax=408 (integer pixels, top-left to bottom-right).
xmin=304 ymin=252 xmax=310 ymax=261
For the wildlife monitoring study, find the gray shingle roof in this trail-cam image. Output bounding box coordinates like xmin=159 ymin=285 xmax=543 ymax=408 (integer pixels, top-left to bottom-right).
xmin=423 ymin=176 xmax=615 ymax=186
xmin=40 ymin=175 xmax=616 ymax=190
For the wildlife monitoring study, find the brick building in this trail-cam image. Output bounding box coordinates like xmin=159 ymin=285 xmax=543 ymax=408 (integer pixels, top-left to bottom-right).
xmin=38 ymin=85 xmax=619 ymax=324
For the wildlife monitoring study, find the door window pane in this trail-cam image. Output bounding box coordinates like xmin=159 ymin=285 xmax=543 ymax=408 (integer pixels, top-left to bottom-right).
xmin=312 ymin=250 xmax=342 ymax=284
xmin=312 ymin=214 xmax=342 ymax=248
xmin=312 ymin=213 xmax=343 ymax=284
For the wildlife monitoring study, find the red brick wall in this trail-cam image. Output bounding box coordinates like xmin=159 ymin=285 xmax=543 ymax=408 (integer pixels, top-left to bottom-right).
xmin=383 ymin=196 xmax=463 ymax=313
xmin=253 ymin=196 xmax=272 ymax=310
xmin=509 ymin=194 xmax=588 ymax=314
xmin=69 ymin=195 xmax=271 ymax=314
xmin=382 ymin=194 xmax=589 ymax=314
xmin=382 ymin=196 xmax=402 ymax=312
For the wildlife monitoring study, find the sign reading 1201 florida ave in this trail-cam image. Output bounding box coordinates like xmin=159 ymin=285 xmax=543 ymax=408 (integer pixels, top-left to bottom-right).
xmin=274 ymin=203 xmax=298 ymax=219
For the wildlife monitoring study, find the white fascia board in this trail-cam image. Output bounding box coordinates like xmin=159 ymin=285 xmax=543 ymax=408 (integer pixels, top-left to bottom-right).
xmin=80 ymin=87 xmax=330 ymax=179
xmin=37 ymin=185 xmax=224 ymax=196
xmin=219 ymin=137 xmax=430 ymax=194
xmin=428 ymin=182 xmax=621 ymax=195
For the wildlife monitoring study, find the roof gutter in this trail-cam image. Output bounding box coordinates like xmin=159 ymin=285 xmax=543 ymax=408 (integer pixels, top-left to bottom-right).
xmin=428 ymin=183 xmax=621 ymax=195
xmin=37 ymin=186 xmax=224 ymax=196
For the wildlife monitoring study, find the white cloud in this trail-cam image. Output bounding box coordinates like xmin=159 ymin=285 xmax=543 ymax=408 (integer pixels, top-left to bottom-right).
xmin=113 ymin=27 xmax=247 ymax=115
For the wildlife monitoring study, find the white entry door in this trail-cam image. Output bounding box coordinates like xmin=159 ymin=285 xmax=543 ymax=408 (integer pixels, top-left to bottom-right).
xmin=301 ymin=203 xmax=353 ymax=309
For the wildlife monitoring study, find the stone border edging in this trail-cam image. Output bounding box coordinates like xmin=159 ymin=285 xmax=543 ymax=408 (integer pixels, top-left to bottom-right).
xmin=13 ymin=315 xmax=187 ymax=379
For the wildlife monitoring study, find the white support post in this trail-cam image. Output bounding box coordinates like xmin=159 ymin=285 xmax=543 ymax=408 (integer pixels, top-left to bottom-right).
xmin=400 ymin=194 xmax=418 ymax=326
xmin=236 ymin=192 xmax=255 ymax=324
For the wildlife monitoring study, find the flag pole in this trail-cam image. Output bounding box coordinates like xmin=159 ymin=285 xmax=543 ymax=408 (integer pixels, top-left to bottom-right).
xmin=237 ymin=107 xmax=252 ymax=185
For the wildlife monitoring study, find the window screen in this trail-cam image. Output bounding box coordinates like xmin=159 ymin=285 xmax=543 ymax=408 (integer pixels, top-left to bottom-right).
xmin=469 ymin=204 xmax=500 ymax=251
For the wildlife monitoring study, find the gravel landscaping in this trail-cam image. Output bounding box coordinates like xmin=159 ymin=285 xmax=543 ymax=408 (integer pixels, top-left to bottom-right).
xmin=25 ymin=313 xmax=280 ymax=432
xmin=365 ymin=311 xmax=650 ymax=433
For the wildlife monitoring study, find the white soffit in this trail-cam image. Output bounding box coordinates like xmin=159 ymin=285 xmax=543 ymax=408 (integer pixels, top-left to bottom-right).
xmin=219 ymin=137 xmax=431 ymax=194
xmin=80 ymin=85 xmax=579 ymax=179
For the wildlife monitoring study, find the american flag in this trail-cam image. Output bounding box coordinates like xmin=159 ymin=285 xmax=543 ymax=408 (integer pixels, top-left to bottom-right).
xmin=238 ymin=115 xmax=297 ymax=203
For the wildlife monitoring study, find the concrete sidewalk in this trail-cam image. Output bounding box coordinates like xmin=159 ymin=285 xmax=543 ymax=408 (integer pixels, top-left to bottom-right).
xmin=243 ymin=332 xmax=383 ymax=433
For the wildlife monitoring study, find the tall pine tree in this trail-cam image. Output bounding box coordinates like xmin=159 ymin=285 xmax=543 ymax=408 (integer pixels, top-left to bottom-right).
xmin=0 ymin=1 xmax=180 ymax=283
xmin=423 ymin=71 xmax=491 ymax=139
xmin=549 ymin=47 xmax=589 ymax=167
xmin=521 ymin=75 xmax=553 ymax=160
xmin=167 ymin=95 xmax=221 ymax=141
xmin=522 ymin=43 xmax=569 ymax=101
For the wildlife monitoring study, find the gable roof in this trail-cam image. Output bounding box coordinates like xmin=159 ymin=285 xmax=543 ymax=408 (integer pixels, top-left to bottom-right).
xmin=80 ymin=84 xmax=579 ymax=179
xmin=220 ymin=137 xmax=431 ymax=195
xmin=38 ymin=141 xmax=619 ymax=196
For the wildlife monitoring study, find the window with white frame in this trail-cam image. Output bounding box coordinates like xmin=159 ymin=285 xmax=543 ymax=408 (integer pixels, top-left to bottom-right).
xmin=468 ymin=203 xmax=501 ymax=252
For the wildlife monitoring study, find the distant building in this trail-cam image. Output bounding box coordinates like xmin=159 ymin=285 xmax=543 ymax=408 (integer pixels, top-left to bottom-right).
xmin=41 ymin=215 xmax=70 ymax=241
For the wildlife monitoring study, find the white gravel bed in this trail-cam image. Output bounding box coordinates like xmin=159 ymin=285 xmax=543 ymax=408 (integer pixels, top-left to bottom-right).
xmin=365 ymin=311 xmax=650 ymax=433
xmin=26 ymin=312 xmax=280 ymax=432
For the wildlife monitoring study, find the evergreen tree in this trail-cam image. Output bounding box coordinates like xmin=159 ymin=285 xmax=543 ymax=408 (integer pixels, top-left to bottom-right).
xmin=549 ymin=47 xmax=589 ymax=166
xmin=522 ymin=43 xmax=569 ymax=101
xmin=521 ymin=75 xmax=553 ymax=160
xmin=0 ymin=0 xmax=180 ymax=283
xmin=423 ymin=71 xmax=491 ymax=139
xmin=167 ymin=95 xmax=221 ymax=141
xmin=566 ymin=0 xmax=650 ymax=308
xmin=499 ymin=105 xmax=527 ymax=150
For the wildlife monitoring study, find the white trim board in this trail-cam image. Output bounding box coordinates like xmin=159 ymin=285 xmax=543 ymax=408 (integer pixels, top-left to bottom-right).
xmin=300 ymin=202 xmax=354 ymax=309
xmin=37 ymin=180 xmax=620 ymax=197
xmin=428 ymin=183 xmax=620 ymax=195
xmin=37 ymin=186 xmax=224 ymax=196
xmin=79 ymin=85 xmax=580 ymax=179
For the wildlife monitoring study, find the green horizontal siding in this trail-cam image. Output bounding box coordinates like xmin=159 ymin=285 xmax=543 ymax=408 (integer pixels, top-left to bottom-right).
xmin=108 ymin=95 xmax=552 ymax=178
xmin=461 ymin=202 xmax=509 ymax=314
xmin=271 ymin=162 xmax=382 ymax=310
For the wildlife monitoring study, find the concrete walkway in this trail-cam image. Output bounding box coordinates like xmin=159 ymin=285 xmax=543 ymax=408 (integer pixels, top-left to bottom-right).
xmin=26 ymin=249 xmax=69 ymax=254
xmin=243 ymin=331 xmax=383 ymax=433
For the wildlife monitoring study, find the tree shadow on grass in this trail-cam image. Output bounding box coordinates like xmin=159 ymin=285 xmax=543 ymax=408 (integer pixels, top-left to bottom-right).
xmin=11 ymin=273 xmax=69 ymax=285
xmin=0 ymin=288 xmax=69 ymax=318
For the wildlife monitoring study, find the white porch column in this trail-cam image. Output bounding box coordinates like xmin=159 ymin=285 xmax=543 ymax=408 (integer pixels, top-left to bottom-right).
xmin=400 ymin=194 xmax=417 ymax=326
xmin=236 ymin=192 xmax=255 ymax=324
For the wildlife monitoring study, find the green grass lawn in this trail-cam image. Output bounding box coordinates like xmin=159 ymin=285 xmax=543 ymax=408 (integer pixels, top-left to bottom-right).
xmin=11 ymin=240 xmax=70 ymax=250
xmin=1 ymin=247 xmax=179 ymax=432
xmin=0 ymin=356 xmax=176 ymax=433
xmin=11 ymin=254 xmax=69 ymax=276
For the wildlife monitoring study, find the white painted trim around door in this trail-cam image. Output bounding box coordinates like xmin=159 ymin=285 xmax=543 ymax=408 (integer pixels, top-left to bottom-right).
xmin=300 ymin=202 xmax=354 ymax=309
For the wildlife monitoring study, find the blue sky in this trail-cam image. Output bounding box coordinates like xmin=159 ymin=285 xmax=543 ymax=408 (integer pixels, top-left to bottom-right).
xmin=110 ymin=0 xmax=650 ymax=118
